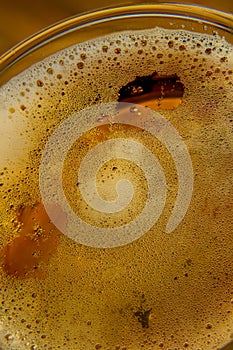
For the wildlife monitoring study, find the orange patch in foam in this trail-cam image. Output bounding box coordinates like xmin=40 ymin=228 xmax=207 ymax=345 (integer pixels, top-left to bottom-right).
xmin=1 ymin=203 xmax=64 ymax=278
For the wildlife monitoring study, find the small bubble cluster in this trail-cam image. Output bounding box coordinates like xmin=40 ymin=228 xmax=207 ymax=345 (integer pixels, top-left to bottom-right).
xmin=0 ymin=26 xmax=232 ymax=349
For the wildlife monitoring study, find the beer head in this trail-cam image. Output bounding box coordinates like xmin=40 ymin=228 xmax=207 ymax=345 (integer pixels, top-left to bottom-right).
xmin=0 ymin=5 xmax=233 ymax=350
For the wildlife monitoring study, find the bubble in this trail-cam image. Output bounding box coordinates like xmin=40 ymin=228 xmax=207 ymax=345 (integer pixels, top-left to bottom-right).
xmin=168 ymin=40 xmax=174 ymax=48
xmin=77 ymin=62 xmax=84 ymax=69
xmin=80 ymin=53 xmax=87 ymax=60
xmin=130 ymin=106 xmax=138 ymax=113
xmin=114 ymin=47 xmax=121 ymax=54
xmin=141 ymin=39 xmax=147 ymax=46
xmin=205 ymin=48 xmax=212 ymax=55
xmin=37 ymin=80 xmax=44 ymax=87
xmin=5 ymin=333 xmax=14 ymax=340
xmin=179 ymin=45 xmax=186 ymax=51
xmin=102 ymin=45 xmax=108 ymax=52
xmin=47 ymin=68 xmax=53 ymax=74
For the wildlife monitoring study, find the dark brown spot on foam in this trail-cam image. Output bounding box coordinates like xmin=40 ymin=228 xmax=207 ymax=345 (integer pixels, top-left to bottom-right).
xmin=118 ymin=72 xmax=184 ymax=110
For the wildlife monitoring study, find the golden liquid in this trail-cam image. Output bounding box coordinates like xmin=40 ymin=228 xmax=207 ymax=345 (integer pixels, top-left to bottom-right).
xmin=0 ymin=27 xmax=233 ymax=350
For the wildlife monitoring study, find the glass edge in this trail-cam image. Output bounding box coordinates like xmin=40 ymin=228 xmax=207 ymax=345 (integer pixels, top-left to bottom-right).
xmin=0 ymin=2 xmax=232 ymax=72
xmin=220 ymin=340 xmax=233 ymax=350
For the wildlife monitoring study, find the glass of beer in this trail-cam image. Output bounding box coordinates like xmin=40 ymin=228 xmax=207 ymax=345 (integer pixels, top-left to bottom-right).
xmin=0 ymin=4 xmax=232 ymax=350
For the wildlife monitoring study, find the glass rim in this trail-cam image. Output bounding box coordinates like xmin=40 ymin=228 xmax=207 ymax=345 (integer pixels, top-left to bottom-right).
xmin=0 ymin=2 xmax=232 ymax=73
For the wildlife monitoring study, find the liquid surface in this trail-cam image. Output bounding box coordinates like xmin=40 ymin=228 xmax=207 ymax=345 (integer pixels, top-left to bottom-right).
xmin=0 ymin=26 xmax=233 ymax=350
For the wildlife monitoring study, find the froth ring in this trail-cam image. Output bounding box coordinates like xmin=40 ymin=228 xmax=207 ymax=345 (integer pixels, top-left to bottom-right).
xmin=39 ymin=102 xmax=193 ymax=248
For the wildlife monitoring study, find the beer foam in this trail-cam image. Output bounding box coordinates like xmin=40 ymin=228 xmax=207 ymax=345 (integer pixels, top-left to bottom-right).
xmin=0 ymin=27 xmax=233 ymax=350
xmin=0 ymin=28 xmax=232 ymax=169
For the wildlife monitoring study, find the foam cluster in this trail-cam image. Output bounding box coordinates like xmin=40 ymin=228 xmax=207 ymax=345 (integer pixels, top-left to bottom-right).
xmin=0 ymin=26 xmax=232 ymax=350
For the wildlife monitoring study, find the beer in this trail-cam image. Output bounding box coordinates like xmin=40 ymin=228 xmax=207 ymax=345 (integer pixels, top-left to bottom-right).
xmin=0 ymin=13 xmax=233 ymax=350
